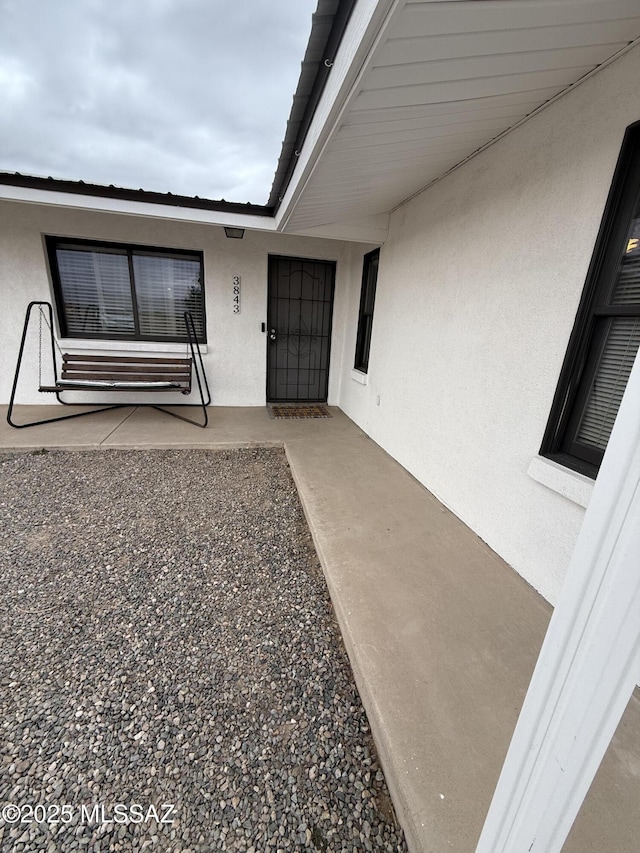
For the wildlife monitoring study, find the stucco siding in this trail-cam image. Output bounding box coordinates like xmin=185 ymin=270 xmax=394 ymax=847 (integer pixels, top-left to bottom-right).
xmin=0 ymin=202 xmax=358 ymax=409
xmin=338 ymin=45 xmax=640 ymax=604
xmin=4 ymin=45 xmax=640 ymax=604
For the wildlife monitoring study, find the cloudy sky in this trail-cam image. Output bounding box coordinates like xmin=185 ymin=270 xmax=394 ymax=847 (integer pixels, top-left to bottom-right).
xmin=0 ymin=0 xmax=317 ymax=204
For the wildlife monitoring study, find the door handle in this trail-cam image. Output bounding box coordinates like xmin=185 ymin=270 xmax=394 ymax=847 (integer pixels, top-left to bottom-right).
xmin=269 ymin=328 xmax=277 ymax=342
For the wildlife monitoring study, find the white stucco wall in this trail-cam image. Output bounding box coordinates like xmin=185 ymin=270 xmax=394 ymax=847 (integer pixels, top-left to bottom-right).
xmin=0 ymin=201 xmax=364 ymax=409
xmin=4 ymin=47 xmax=640 ymax=606
xmin=337 ymin=45 xmax=640 ymax=604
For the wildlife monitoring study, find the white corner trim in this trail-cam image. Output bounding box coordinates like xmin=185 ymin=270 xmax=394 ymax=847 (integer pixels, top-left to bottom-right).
xmin=62 ymin=338 xmax=208 ymax=355
xmin=527 ymin=456 xmax=593 ymax=509
xmin=477 ymin=350 xmax=640 ymax=852
xmin=351 ymin=369 xmax=368 ymax=385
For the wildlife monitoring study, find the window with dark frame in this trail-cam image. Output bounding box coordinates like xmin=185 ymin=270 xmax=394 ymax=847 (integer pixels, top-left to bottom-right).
xmin=45 ymin=236 xmax=206 ymax=344
xmin=354 ymin=248 xmax=380 ymax=373
xmin=541 ymin=122 xmax=640 ymax=479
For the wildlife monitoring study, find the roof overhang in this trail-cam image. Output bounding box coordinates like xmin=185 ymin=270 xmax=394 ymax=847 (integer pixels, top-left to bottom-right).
xmin=0 ymin=173 xmax=277 ymax=232
xmin=3 ymin=1 xmax=640 ymax=246
xmin=275 ymin=0 xmax=640 ymax=241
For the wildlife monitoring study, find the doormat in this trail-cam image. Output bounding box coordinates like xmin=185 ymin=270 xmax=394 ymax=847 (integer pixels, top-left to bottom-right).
xmin=269 ymin=404 xmax=332 ymax=419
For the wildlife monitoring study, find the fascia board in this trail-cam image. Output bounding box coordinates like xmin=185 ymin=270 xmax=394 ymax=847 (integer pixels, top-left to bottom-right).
xmin=274 ymin=0 xmax=404 ymax=232
xmin=0 ymin=184 xmax=278 ymax=232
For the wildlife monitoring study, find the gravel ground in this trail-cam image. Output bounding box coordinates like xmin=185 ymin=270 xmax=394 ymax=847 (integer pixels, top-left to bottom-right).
xmin=0 ymin=448 xmax=407 ymax=853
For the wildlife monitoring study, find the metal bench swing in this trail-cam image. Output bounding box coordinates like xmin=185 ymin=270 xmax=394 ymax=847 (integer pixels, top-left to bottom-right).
xmin=7 ymin=301 xmax=211 ymax=429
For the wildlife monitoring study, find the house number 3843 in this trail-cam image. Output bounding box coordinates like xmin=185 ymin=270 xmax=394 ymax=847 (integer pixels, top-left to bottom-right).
xmin=232 ymin=276 xmax=241 ymax=314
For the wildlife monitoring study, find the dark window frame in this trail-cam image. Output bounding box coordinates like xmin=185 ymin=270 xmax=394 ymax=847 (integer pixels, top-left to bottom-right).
xmin=354 ymin=248 xmax=380 ymax=373
xmin=541 ymin=121 xmax=640 ymax=478
xmin=45 ymin=235 xmax=207 ymax=344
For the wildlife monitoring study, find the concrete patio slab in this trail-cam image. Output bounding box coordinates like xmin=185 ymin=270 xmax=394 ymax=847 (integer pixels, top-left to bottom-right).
xmin=98 ymin=404 xmax=359 ymax=449
xmin=2 ymin=405 xmax=137 ymax=449
xmin=1 ymin=404 xmax=639 ymax=852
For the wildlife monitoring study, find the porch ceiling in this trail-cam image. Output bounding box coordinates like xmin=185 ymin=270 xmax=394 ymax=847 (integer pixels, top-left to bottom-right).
xmin=278 ymin=0 xmax=640 ymax=238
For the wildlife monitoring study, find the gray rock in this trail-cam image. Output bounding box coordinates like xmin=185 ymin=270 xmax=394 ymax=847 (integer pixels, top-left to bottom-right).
xmin=0 ymin=449 xmax=406 ymax=852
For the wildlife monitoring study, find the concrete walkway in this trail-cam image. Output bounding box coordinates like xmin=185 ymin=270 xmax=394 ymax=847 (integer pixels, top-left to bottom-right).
xmin=2 ymin=404 xmax=640 ymax=852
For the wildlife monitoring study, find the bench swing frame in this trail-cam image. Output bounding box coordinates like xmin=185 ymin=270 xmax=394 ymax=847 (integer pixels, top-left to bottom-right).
xmin=7 ymin=301 xmax=211 ymax=429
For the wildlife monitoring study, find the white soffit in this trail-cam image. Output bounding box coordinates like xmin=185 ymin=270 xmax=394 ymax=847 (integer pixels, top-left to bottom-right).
xmin=281 ymin=0 xmax=640 ymax=235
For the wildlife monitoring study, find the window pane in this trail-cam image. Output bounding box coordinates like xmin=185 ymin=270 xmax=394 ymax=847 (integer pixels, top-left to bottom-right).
xmin=576 ymin=316 xmax=640 ymax=450
xmin=364 ymin=256 xmax=379 ymax=314
xmin=132 ymin=254 xmax=204 ymax=340
xmin=354 ymin=249 xmax=379 ymax=372
xmin=612 ymin=217 xmax=640 ymax=305
xmin=57 ymin=248 xmax=134 ymax=337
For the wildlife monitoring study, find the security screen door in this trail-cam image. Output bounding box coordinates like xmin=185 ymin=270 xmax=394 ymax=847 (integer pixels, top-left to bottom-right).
xmin=267 ymin=256 xmax=336 ymax=402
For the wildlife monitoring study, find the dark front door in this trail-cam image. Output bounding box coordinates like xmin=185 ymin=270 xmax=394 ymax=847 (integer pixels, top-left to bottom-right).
xmin=267 ymin=255 xmax=335 ymax=402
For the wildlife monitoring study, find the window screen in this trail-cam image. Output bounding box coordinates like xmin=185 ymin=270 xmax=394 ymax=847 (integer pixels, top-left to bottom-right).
xmin=542 ymin=123 xmax=640 ymax=477
xmin=354 ymin=248 xmax=380 ymax=373
xmin=574 ymin=317 xmax=640 ymax=451
xmin=47 ymin=237 xmax=206 ymax=344
xmin=133 ymin=254 xmax=204 ymax=341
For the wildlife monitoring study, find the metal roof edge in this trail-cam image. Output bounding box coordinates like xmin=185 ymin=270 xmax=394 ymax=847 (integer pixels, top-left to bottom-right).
xmin=267 ymin=0 xmax=357 ymax=210
xmin=0 ymin=172 xmax=274 ymax=218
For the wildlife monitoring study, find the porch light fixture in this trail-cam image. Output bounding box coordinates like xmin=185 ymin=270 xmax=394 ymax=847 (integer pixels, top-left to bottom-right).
xmin=224 ymin=227 xmax=245 ymax=239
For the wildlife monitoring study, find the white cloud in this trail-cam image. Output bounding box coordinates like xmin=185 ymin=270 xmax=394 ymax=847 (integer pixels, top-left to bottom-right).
xmin=0 ymin=58 xmax=34 ymax=103
xmin=0 ymin=0 xmax=317 ymax=203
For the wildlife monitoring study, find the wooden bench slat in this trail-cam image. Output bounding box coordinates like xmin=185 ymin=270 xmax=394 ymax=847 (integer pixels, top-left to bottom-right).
xmin=62 ymin=368 xmax=189 ymax=382
xmin=46 ymin=351 xmax=195 ymax=394
xmin=53 ymin=382 xmax=187 ymax=391
xmin=63 ymin=363 xmax=189 ymax=374
xmin=63 ymin=354 xmax=192 ymax=365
